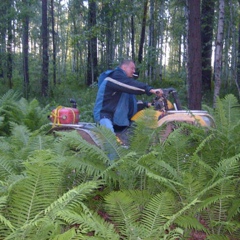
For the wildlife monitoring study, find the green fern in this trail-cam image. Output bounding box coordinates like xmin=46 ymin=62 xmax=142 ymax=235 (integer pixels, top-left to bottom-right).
xmin=52 ymin=130 xmax=113 ymax=177
xmin=54 ymin=209 xmax=119 ymax=239
xmin=18 ymin=98 xmax=50 ymax=131
xmin=0 ymin=90 xmax=22 ymax=135
xmin=1 ymin=149 xmax=106 ymax=240
xmin=104 ymin=190 xmax=141 ymax=235
xmin=0 ymin=90 xmax=51 ymax=135
xmin=0 ymin=196 xmax=15 ymax=232
xmin=7 ymin=150 xmax=62 ymax=227
xmin=92 ymin=125 xmax=129 ymax=160
xmin=103 ymin=190 xmax=204 ymax=239
xmin=203 ymin=94 xmax=240 ymax=162
xmin=0 ymin=124 xmax=55 ymax=177
xmin=129 ymin=108 xmax=161 ymax=155
xmin=140 ymin=191 xmax=176 ymax=236
xmin=0 ymin=93 xmax=239 ymax=239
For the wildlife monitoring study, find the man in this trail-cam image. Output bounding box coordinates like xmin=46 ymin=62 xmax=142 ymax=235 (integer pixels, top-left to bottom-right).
xmin=93 ymin=59 xmax=163 ymax=132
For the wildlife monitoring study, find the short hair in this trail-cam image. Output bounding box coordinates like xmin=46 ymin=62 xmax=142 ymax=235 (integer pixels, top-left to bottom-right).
xmin=119 ymin=59 xmax=134 ymax=67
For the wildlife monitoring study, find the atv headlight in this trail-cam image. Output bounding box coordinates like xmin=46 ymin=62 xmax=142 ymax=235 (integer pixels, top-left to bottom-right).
xmin=200 ymin=115 xmax=215 ymax=128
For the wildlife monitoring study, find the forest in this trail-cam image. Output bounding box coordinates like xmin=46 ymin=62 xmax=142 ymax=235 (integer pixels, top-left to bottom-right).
xmin=0 ymin=0 xmax=240 ymax=239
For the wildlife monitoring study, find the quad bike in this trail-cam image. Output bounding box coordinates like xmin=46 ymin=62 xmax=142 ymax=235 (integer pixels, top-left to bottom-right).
xmin=48 ymin=88 xmax=215 ymax=146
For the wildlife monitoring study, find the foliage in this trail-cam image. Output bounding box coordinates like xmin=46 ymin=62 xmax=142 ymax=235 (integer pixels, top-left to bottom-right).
xmin=0 ymin=93 xmax=239 ymax=239
xmin=0 ymin=90 xmax=51 ymax=136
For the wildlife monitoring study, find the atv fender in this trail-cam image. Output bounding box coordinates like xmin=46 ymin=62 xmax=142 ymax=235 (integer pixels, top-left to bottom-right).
xmin=157 ymin=110 xmax=215 ymax=128
xmin=48 ymin=123 xmax=101 ymax=147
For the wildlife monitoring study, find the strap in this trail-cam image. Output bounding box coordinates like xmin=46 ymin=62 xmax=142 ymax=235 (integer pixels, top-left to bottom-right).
xmin=65 ymin=107 xmax=76 ymax=124
xmin=51 ymin=106 xmax=77 ymax=127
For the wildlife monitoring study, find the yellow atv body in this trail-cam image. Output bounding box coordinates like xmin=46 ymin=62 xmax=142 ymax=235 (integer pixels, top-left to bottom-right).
xmin=131 ymin=108 xmax=215 ymax=128
xmin=49 ymin=89 xmax=215 ymax=146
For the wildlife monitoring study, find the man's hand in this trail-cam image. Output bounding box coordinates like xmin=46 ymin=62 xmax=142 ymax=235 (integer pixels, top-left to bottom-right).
xmin=150 ymin=88 xmax=163 ymax=96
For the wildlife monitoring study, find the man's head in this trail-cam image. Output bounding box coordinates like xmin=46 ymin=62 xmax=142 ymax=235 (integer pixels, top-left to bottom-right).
xmin=119 ymin=59 xmax=136 ymax=78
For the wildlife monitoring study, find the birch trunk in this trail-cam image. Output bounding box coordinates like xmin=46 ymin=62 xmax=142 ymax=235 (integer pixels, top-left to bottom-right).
xmin=236 ymin=0 xmax=240 ymax=97
xmin=213 ymin=0 xmax=225 ymax=108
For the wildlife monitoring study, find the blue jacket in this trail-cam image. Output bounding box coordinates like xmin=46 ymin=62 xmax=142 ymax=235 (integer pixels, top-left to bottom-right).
xmin=93 ymin=67 xmax=152 ymax=126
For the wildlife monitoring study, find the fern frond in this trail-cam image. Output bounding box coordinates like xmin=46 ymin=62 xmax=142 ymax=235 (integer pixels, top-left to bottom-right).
xmin=18 ymin=98 xmax=50 ymax=131
xmin=56 ymin=209 xmax=119 ymax=239
xmin=0 ymin=89 xmax=21 ymax=104
xmin=161 ymin=198 xmax=200 ymax=233
xmin=145 ymin=168 xmax=183 ymax=194
xmin=140 ymin=191 xmax=176 ymax=236
xmin=0 ymin=124 xmax=56 ymax=175
xmin=198 ymin=194 xmax=234 ymax=213
xmin=215 ymin=153 xmax=240 ymax=178
xmin=0 ymin=90 xmax=23 ymax=135
xmin=4 ymin=180 xmax=104 ymax=240
xmin=228 ymin=199 xmax=240 ymax=220
xmin=194 ymin=155 xmax=240 ymax=236
xmin=207 ymin=234 xmax=230 ymax=240
xmin=9 ymin=123 xmax=31 ymax=146
xmin=160 ymin=126 xmax=196 ymax=171
xmin=0 ymin=196 xmax=15 ymax=231
xmin=175 ymin=215 xmax=208 ymax=232
xmin=52 ymin=228 xmax=80 ymax=240
xmin=53 ymin=130 xmax=109 ymax=162
xmin=92 ymin=125 xmax=128 ymax=160
xmin=132 ymin=151 xmax=183 ymax=192
xmin=52 ymin=130 xmax=114 ymax=180
xmin=43 ymin=180 xmax=103 ymax=217
xmin=129 ymin=108 xmax=160 ymax=154
xmin=104 ymin=190 xmax=141 ymax=236
xmin=0 ymin=156 xmax=16 ymax=180
xmin=214 ymin=94 xmax=240 ymax=144
xmin=6 ymin=150 xmax=61 ymax=228
xmin=216 ymin=94 xmax=239 ymax=127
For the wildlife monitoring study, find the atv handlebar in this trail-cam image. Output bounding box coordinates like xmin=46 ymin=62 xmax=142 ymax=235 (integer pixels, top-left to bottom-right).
xmin=153 ymin=88 xmax=182 ymax=111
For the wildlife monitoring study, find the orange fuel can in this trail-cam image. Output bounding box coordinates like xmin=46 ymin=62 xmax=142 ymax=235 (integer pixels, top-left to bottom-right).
xmin=50 ymin=106 xmax=79 ymax=125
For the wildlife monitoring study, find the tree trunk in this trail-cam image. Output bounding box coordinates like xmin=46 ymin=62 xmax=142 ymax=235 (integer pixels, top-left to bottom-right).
xmin=236 ymin=0 xmax=240 ymax=98
xmin=87 ymin=0 xmax=98 ymax=86
xmin=0 ymin=1 xmax=8 ymax=82
xmin=51 ymin=0 xmax=56 ymax=86
xmin=105 ymin=2 xmax=114 ymax=68
xmin=201 ymin=0 xmax=215 ymax=93
xmin=187 ymin=0 xmax=202 ymax=110
xmin=22 ymin=0 xmax=29 ymax=98
xmin=41 ymin=0 xmax=49 ymax=97
xmin=7 ymin=0 xmax=13 ymax=89
xmin=158 ymin=1 xmax=165 ymax=82
xmin=147 ymin=0 xmax=155 ymax=82
xmin=138 ymin=0 xmax=148 ymax=64
xmin=213 ymin=0 xmax=225 ymax=108
xmin=131 ymin=14 xmax=135 ymax=61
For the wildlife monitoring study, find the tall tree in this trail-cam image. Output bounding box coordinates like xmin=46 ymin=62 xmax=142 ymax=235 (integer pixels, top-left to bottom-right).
xmin=236 ymin=0 xmax=240 ymax=97
xmin=157 ymin=0 xmax=165 ymax=82
xmin=131 ymin=12 xmax=135 ymax=60
xmin=0 ymin=1 xmax=7 ymax=80
xmin=105 ymin=2 xmax=114 ymax=67
xmin=50 ymin=0 xmax=57 ymax=86
xmin=213 ymin=0 xmax=225 ymax=108
xmin=187 ymin=0 xmax=202 ymax=110
xmin=7 ymin=0 xmax=13 ymax=89
xmin=22 ymin=0 xmax=30 ymax=98
xmin=87 ymin=0 xmax=98 ymax=86
xmin=201 ymin=0 xmax=215 ymax=93
xmin=147 ymin=0 xmax=155 ymax=81
xmin=138 ymin=0 xmax=148 ymax=64
xmin=41 ymin=0 xmax=49 ymax=97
